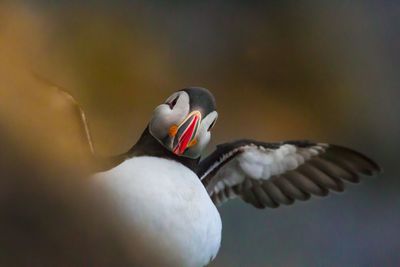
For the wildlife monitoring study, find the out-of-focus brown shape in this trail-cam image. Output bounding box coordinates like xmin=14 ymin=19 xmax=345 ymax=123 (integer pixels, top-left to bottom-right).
xmin=0 ymin=132 xmax=136 ymax=267
xmin=0 ymin=4 xmax=142 ymax=266
xmin=0 ymin=3 xmax=90 ymax=169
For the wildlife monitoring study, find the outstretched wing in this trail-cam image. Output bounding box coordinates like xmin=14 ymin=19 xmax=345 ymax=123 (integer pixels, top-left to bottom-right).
xmin=33 ymin=73 xmax=125 ymax=171
xmin=198 ymin=140 xmax=381 ymax=208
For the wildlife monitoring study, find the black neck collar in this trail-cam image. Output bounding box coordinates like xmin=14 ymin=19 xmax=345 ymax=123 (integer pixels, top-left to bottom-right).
xmin=128 ymin=127 xmax=199 ymax=172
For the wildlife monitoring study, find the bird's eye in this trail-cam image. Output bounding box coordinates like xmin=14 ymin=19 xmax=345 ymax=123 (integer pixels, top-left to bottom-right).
xmin=167 ymin=95 xmax=179 ymax=110
xmin=207 ymin=119 xmax=216 ymax=131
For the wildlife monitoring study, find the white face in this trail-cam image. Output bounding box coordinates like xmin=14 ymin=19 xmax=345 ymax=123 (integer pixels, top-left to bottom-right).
xmin=149 ymin=91 xmax=218 ymax=159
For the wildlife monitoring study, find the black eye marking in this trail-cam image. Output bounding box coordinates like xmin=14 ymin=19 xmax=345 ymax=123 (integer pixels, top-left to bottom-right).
xmin=167 ymin=95 xmax=179 ymax=109
xmin=207 ymin=119 xmax=216 ymax=131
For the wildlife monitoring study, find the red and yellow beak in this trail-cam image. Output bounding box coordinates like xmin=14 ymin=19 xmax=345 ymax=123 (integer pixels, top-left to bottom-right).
xmin=169 ymin=111 xmax=201 ymax=156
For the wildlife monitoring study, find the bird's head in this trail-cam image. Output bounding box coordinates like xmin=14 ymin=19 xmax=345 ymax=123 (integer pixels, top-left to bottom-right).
xmin=148 ymin=87 xmax=217 ymax=159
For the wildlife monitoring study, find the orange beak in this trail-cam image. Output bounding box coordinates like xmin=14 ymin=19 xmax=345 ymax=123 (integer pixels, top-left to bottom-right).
xmin=172 ymin=111 xmax=201 ymax=155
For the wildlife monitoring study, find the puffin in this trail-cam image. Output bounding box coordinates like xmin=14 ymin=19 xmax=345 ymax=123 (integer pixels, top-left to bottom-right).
xmin=52 ymin=85 xmax=381 ymax=267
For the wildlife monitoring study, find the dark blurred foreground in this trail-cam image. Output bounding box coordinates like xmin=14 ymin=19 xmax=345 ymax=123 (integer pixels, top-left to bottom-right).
xmin=0 ymin=63 xmax=138 ymax=266
xmin=0 ymin=134 xmax=131 ymax=266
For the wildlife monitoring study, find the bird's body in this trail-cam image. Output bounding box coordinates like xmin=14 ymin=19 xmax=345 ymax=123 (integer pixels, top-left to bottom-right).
xmin=40 ymin=82 xmax=381 ymax=267
xmin=94 ymin=156 xmax=221 ymax=267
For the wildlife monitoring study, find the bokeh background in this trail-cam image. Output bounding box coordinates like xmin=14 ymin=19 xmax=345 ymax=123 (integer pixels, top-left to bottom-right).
xmin=0 ymin=1 xmax=399 ymax=266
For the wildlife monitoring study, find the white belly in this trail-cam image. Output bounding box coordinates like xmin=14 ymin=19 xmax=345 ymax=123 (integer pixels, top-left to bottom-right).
xmin=93 ymin=156 xmax=222 ymax=267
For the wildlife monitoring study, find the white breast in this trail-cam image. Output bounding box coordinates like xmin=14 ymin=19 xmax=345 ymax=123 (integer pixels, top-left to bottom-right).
xmin=93 ymin=156 xmax=222 ymax=267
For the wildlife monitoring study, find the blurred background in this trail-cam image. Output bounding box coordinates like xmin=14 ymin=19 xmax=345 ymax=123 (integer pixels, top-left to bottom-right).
xmin=0 ymin=1 xmax=399 ymax=266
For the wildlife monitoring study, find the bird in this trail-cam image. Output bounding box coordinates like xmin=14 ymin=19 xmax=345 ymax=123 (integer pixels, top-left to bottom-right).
xmin=45 ymin=83 xmax=381 ymax=267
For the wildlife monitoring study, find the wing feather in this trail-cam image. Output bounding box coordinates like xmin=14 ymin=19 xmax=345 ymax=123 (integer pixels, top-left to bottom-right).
xmin=272 ymin=177 xmax=310 ymax=201
xmin=198 ymin=140 xmax=381 ymax=208
xmin=33 ymin=73 xmax=127 ymax=171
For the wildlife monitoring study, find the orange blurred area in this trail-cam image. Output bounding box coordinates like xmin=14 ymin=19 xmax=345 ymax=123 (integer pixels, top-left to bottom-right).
xmin=0 ymin=2 xmax=398 ymax=266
